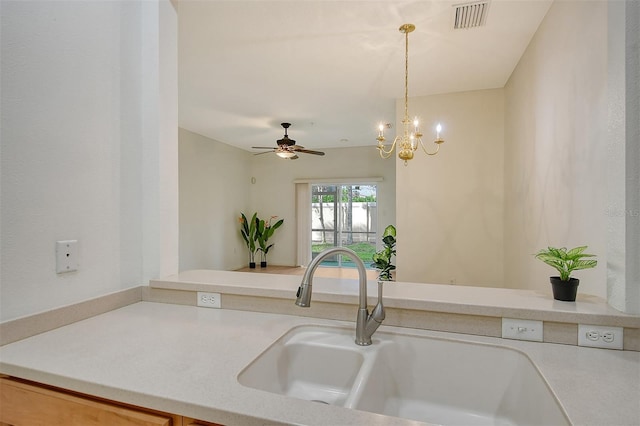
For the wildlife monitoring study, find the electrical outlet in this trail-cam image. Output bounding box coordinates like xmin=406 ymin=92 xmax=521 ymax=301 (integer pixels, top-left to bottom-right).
xmin=197 ymin=292 xmax=221 ymax=308
xmin=56 ymin=240 xmax=78 ymax=274
xmin=502 ymin=318 xmax=543 ymax=342
xmin=578 ymin=325 xmax=623 ymax=349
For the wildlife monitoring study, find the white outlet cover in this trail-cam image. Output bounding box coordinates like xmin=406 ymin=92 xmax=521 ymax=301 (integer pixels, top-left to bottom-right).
xmin=56 ymin=240 xmax=78 ymax=274
xmin=502 ymin=318 xmax=543 ymax=342
xmin=197 ymin=292 xmax=221 ymax=308
xmin=578 ymin=324 xmax=623 ymax=350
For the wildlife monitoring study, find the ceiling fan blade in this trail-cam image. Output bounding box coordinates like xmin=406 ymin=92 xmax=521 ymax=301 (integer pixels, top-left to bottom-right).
xmin=287 ymin=155 xmax=299 ymax=160
xmin=252 ymin=146 xmax=277 ymax=150
xmin=253 ymin=150 xmax=275 ymax=156
xmin=293 ymin=148 xmax=325 ymax=156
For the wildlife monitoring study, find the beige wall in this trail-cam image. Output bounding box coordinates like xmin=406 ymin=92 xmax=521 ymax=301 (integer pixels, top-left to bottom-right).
xmin=249 ymin=146 xmax=396 ymax=267
xmin=503 ymin=0 xmax=607 ymax=298
xmin=396 ymin=89 xmax=505 ymax=287
xmin=179 ymin=128 xmax=252 ymax=271
xmin=178 ymin=132 xmax=396 ymax=269
xmin=606 ymin=0 xmax=640 ymax=314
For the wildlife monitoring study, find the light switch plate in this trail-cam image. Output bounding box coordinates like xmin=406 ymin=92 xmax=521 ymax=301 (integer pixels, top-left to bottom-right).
xmin=502 ymin=318 xmax=543 ymax=342
xmin=56 ymin=240 xmax=78 ymax=273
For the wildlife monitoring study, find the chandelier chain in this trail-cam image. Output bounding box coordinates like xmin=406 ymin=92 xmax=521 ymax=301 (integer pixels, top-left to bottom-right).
xmin=404 ymin=27 xmax=409 ymax=123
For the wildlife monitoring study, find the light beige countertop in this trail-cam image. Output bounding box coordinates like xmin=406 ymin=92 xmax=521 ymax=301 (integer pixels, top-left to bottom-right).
xmin=151 ymin=269 xmax=640 ymax=327
xmin=1 ymin=301 xmax=639 ymax=425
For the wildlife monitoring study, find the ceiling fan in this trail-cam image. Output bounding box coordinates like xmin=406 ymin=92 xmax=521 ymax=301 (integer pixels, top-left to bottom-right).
xmin=252 ymin=123 xmax=325 ymax=160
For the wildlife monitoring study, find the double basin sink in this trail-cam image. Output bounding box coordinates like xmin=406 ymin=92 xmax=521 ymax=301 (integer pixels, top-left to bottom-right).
xmin=238 ymin=325 xmax=570 ymax=425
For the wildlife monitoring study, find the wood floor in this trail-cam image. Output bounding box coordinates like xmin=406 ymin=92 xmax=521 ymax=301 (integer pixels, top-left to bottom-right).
xmin=235 ymin=265 xmax=379 ymax=280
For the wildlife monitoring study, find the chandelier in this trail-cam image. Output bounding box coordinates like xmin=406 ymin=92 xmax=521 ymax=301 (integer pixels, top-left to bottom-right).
xmin=376 ymin=24 xmax=444 ymax=165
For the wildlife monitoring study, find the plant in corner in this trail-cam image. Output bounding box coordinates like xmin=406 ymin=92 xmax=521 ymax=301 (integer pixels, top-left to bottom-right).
xmin=371 ymin=225 xmax=396 ymax=282
xmin=534 ymin=246 xmax=597 ymax=301
xmin=256 ymin=216 xmax=284 ymax=267
xmin=239 ymin=212 xmax=258 ymax=268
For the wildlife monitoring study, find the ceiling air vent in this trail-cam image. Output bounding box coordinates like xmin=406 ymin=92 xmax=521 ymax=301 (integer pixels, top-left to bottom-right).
xmin=453 ymin=1 xmax=490 ymax=29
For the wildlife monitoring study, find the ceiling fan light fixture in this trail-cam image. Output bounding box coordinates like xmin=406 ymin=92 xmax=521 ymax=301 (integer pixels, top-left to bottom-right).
xmin=252 ymin=122 xmax=325 ymax=159
xmin=276 ymin=151 xmax=297 ymax=159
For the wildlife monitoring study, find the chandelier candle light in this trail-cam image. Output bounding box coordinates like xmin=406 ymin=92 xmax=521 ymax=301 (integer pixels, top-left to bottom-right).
xmin=376 ymin=24 xmax=444 ymax=165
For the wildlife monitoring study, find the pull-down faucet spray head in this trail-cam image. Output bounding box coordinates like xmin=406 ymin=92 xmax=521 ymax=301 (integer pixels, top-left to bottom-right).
xmin=295 ymin=278 xmax=312 ymax=307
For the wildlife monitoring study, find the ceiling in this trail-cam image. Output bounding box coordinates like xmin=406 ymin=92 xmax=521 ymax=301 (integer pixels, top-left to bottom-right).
xmin=178 ymin=0 xmax=553 ymax=151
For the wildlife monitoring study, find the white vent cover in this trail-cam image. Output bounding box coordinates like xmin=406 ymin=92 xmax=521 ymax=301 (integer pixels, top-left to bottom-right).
xmin=453 ymin=1 xmax=490 ymax=29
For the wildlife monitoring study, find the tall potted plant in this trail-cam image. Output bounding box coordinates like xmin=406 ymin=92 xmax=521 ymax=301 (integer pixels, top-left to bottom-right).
xmin=534 ymin=245 xmax=597 ymax=301
xmin=256 ymin=216 xmax=284 ymax=267
xmin=239 ymin=212 xmax=258 ymax=268
xmin=371 ymin=225 xmax=396 ymax=282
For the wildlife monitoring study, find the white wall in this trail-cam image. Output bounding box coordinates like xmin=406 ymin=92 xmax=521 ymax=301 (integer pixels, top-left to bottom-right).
xmin=503 ymin=0 xmax=607 ymax=298
xmin=141 ymin=0 xmax=179 ymax=281
xmin=396 ymin=89 xmax=505 ymax=287
xmin=179 ymin=128 xmax=252 ymax=271
xmin=0 ymin=1 xmax=178 ymax=321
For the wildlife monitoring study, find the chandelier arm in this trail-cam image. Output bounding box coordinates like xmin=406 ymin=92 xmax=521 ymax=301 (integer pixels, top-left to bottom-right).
xmin=377 ymin=138 xmax=398 ymax=157
xmin=378 ymin=149 xmax=395 ymax=159
xmin=417 ymin=139 xmax=441 ymax=156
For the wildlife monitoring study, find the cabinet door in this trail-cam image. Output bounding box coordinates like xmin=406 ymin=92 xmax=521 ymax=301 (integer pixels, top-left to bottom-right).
xmin=0 ymin=377 xmax=173 ymax=426
xmin=183 ymin=418 xmax=223 ymax=426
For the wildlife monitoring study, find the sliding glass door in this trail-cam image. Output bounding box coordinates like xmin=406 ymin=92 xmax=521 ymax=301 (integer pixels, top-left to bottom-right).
xmin=311 ymin=184 xmax=377 ymax=268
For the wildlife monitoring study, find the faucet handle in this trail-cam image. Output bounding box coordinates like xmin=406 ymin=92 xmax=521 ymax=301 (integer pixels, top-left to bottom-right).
xmin=372 ymin=299 xmax=385 ymax=320
xmin=363 ymin=281 xmax=385 ymax=341
xmin=371 ymin=280 xmax=386 ymax=322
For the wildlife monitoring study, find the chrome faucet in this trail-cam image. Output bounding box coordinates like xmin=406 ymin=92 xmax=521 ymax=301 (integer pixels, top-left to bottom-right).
xmin=295 ymin=247 xmax=385 ymax=346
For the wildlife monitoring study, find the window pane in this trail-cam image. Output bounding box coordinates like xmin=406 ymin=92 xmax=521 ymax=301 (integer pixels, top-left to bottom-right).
xmin=311 ymin=184 xmax=377 ymax=268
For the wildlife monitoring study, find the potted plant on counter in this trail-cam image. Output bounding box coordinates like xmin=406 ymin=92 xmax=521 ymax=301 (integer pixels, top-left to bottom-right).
xmin=239 ymin=212 xmax=258 ymax=268
xmin=534 ymin=246 xmax=597 ymax=301
xmin=256 ymin=216 xmax=284 ymax=267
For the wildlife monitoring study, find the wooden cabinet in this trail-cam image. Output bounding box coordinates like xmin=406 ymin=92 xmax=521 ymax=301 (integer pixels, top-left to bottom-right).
xmin=0 ymin=377 xmax=221 ymax=426
xmin=182 ymin=418 xmax=221 ymax=426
